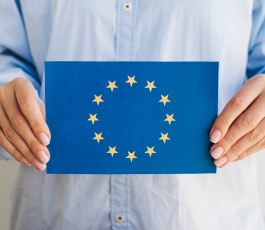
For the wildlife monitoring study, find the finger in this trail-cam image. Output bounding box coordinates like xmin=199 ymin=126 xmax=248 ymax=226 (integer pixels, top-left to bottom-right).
xmin=233 ymin=136 xmax=265 ymax=162
xmin=0 ymin=104 xmax=34 ymax=163
xmin=37 ymin=97 xmax=46 ymax=119
xmin=1 ymin=87 xmax=50 ymax=164
xmin=210 ymin=75 xmax=265 ymax=143
xmin=0 ymin=104 xmax=47 ymax=171
xmin=210 ymin=93 xmax=265 ymax=159
xmin=224 ymin=117 xmax=265 ymax=162
xmin=13 ymin=78 xmax=50 ymax=145
xmin=0 ymin=127 xmax=30 ymax=166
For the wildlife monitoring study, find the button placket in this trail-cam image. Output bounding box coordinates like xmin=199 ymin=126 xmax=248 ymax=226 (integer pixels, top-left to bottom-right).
xmin=110 ymin=175 xmax=130 ymax=229
xmin=115 ymin=0 xmax=139 ymax=61
xmin=111 ymin=0 xmax=139 ymax=229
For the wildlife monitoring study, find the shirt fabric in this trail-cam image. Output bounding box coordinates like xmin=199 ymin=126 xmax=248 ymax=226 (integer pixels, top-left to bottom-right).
xmin=0 ymin=0 xmax=265 ymax=229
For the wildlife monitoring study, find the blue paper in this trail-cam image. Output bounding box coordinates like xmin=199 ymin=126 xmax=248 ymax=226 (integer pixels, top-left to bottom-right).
xmin=45 ymin=62 xmax=218 ymax=174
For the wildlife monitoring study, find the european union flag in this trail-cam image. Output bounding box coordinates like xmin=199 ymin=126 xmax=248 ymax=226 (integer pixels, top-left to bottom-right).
xmin=45 ymin=62 xmax=218 ymax=174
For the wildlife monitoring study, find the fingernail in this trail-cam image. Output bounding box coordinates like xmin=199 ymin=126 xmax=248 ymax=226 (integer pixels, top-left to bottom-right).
xmin=211 ymin=146 xmax=224 ymax=159
xmin=21 ymin=157 xmax=31 ymax=166
xmin=38 ymin=151 xmax=49 ymax=164
xmin=215 ymin=156 xmax=228 ymax=167
xmin=210 ymin=130 xmax=222 ymax=143
xmin=39 ymin=133 xmax=50 ymax=146
xmin=33 ymin=159 xmax=46 ymax=171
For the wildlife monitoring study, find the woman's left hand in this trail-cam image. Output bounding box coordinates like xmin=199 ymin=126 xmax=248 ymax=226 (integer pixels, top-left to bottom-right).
xmin=210 ymin=74 xmax=265 ymax=167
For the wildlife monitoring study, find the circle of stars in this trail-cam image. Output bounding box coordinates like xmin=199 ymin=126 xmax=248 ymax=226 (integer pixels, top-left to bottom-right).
xmin=88 ymin=75 xmax=175 ymax=162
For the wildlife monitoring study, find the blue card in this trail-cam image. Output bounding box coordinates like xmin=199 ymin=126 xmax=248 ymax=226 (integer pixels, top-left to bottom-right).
xmin=45 ymin=62 xmax=218 ymax=174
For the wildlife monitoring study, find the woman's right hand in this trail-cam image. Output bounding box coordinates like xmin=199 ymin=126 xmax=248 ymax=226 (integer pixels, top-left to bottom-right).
xmin=0 ymin=77 xmax=51 ymax=171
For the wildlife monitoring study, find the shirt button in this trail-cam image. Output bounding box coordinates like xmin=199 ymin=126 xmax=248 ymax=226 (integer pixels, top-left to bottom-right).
xmin=123 ymin=3 xmax=132 ymax=11
xmin=116 ymin=214 xmax=125 ymax=222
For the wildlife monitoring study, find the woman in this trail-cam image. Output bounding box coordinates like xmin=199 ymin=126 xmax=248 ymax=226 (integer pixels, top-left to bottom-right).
xmin=0 ymin=0 xmax=264 ymax=229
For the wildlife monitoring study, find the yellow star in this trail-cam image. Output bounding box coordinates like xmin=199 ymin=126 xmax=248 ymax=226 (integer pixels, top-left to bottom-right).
xmin=145 ymin=81 xmax=156 ymax=92
xmin=145 ymin=146 xmax=156 ymax=157
xmin=93 ymin=132 xmax=104 ymax=143
xmin=126 ymin=151 xmax=137 ymax=162
xmin=106 ymin=80 xmax=118 ymax=92
xmin=87 ymin=113 xmax=99 ymax=124
xmin=159 ymin=133 xmax=170 ymax=143
xmin=164 ymin=114 xmax=176 ymax=125
xmin=92 ymin=94 xmax=104 ymax=105
xmin=159 ymin=95 xmax=170 ymax=106
xmin=107 ymin=146 xmax=118 ymax=157
xmin=126 ymin=75 xmax=137 ymax=87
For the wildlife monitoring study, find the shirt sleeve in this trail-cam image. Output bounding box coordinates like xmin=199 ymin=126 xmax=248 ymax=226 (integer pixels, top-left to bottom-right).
xmin=247 ymin=0 xmax=265 ymax=78
xmin=0 ymin=0 xmax=40 ymax=159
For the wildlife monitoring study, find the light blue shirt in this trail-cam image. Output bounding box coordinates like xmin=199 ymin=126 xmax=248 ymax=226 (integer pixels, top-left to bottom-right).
xmin=0 ymin=0 xmax=265 ymax=230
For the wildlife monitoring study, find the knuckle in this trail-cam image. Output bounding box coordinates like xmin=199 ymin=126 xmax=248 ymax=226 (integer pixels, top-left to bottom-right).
xmin=249 ymin=130 xmax=263 ymax=143
xmin=33 ymin=121 xmax=42 ymax=130
xmin=21 ymin=150 xmax=33 ymax=160
xmin=19 ymin=98 xmax=34 ymax=111
xmin=0 ymin=85 xmax=6 ymax=98
xmin=236 ymin=154 xmax=245 ymax=161
xmin=227 ymin=148 xmax=238 ymax=159
xmin=5 ymin=126 xmax=15 ymax=140
xmin=240 ymin=114 xmax=256 ymax=128
xmin=12 ymin=77 xmax=28 ymax=85
xmin=230 ymin=96 xmax=245 ymax=110
xmin=255 ymin=74 xmax=265 ymax=83
xmin=258 ymin=139 xmax=265 ymax=150
xmin=216 ymin=117 xmax=228 ymax=127
xmin=0 ymin=133 xmax=5 ymax=146
xmin=11 ymin=149 xmax=21 ymax=159
xmin=28 ymin=140 xmax=39 ymax=151
xmin=12 ymin=114 xmax=26 ymax=129
xmin=0 ymin=85 xmax=4 ymax=96
xmin=223 ymin=134 xmax=234 ymax=146
xmin=247 ymin=74 xmax=265 ymax=84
